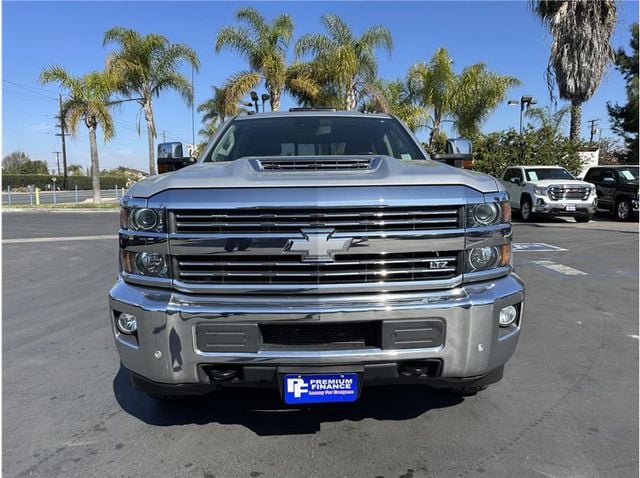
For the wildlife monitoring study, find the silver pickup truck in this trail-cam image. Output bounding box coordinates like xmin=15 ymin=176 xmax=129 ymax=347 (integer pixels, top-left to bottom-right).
xmin=109 ymin=110 xmax=525 ymax=404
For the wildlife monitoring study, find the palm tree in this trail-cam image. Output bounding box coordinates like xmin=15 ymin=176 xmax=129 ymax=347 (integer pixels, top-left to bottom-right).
xmin=295 ymin=14 xmax=393 ymax=110
xmin=452 ymin=63 xmax=521 ymax=138
xmin=525 ymin=105 xmax=570 ymax=135
xmin=360 ymin=79 xmax=428 ymax=132
xmin=40 ymin=67 xmax=115 ymax=203
xmin=197 ymin=85 xmax=249 ymax=145
xmin=103 ymin=27 xmax=200 ymax=175
xmin=531 ymin=0 xmax=618 ymax=141
xmin=216 ymin=7 xmax=294 ymax=111
xmin=408 ymin=48 xmax=519 ymax=144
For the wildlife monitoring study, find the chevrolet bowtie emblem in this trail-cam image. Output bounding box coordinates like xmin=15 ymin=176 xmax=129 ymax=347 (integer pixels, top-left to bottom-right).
xmin=284 ymin=228 xmax=353 ymax=263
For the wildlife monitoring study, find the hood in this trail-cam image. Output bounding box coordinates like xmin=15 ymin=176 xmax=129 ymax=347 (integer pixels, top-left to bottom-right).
xmin=129 ymin=156 xmax=500 ymax=199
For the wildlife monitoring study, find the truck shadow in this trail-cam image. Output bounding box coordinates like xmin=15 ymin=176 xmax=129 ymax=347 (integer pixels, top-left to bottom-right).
xmin=113 ymin=366 xmax=463 ymax=435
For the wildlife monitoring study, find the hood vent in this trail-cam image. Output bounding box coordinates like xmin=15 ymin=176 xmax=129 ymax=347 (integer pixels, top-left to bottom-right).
xmin=252 ymin=157 xmax=381 ymax=172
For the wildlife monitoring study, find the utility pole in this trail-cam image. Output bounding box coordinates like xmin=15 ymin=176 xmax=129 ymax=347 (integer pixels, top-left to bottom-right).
xmin=55 ymin=95 xmax=69 ymax=189
xmin=588 ymin=119 xmax=600 ymax=146
xmin=162 ymin=130 xmax=166 ymax=143
xmin=52 ymin=151 xmax=61 ymax=175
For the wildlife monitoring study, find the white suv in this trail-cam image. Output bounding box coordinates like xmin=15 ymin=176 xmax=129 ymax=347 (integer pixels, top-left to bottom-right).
xmin=501 ymin=166 xmax=597 ymax=222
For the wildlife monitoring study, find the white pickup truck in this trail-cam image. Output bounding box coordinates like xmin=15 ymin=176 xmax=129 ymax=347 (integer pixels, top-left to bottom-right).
xmin=501 ymin=165 xmax=597 ymax=222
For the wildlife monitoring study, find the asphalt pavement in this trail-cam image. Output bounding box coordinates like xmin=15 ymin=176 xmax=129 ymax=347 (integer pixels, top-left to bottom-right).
xmin=2 ymin=211 xmax=638 ymax=478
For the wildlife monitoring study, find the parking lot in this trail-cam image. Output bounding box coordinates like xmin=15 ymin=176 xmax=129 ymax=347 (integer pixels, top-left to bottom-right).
xmin=2 ymin=211 xmax=638 ymax=478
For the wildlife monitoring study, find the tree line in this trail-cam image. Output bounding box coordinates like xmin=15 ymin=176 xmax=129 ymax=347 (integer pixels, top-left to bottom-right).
xmin=29 ymin=1 xmax=634 ymax=203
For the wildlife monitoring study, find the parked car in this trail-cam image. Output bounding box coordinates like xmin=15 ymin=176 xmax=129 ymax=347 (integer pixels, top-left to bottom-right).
xmin=501 ymin=165 xmax=597 ymax=222
xmin=110 ymin=110 xmax=524 ymax=404
xmin=583 ymin=165 xmax=639 ymax=221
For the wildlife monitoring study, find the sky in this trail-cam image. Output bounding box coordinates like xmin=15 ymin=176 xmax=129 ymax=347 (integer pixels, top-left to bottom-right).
xmin=2 ymin=0 xmax=638 ymax=174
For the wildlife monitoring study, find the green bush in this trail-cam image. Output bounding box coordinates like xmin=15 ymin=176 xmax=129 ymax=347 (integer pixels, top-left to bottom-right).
xmin=473 ymin=127 xmax=584 ymax=178
xmin=1 ymin=174 xmax=128 ymax=190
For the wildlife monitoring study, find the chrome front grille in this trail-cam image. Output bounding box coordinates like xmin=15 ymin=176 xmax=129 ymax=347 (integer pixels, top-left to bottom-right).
xmin=548 ymin=186 xmax=590 ymax=201
xmin=174 ymin=251 xmax=460 ymax=284
xmin=173 ymin=206 xmax=461 ymax=234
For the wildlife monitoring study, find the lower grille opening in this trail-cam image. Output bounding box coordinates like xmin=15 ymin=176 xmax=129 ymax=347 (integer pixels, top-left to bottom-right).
xmin=261 ymin=322 xmax=380 ymax=350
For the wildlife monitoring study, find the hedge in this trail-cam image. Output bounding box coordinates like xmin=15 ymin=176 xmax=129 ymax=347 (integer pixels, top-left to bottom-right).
xmin=1 ymin=174 xmax=129 ymax=190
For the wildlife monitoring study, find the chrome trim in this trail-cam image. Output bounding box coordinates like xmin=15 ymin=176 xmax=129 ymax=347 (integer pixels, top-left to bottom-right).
xmin=147 ymin=185 xmax=487 ymax=209
xmin=172 ymin=276 xmax=465 ymax=295
xmin=120 ymin=272 xmax=171 ymax=288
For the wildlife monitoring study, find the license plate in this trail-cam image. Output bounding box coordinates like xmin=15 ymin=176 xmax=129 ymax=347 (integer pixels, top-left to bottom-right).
xmin=565 ymin=205 xmax=576 ymax=211
xmin=283 ymin=373 xmax=359 ymax=404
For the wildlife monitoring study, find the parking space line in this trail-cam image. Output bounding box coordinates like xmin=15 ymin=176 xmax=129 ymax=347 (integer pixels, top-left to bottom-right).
xmin=530 ymin=260 xmax=588 ymax=276
xmin=2 ymin=235 xmax=118 ymax=244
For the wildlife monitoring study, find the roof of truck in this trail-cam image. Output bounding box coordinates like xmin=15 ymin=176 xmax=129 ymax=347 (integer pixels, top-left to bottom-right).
xmin=233 ymin=109 xmax=394 ymax=120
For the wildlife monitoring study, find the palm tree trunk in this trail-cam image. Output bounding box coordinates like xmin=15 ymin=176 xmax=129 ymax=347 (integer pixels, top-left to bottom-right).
xmin=346 ymin=85 xmax=357 ymax=111
xmin=88 ymin=125 xmax=101 ymax=204
xmin=429 ymin=115 xmax=441 ymax=147
xmin=569 ymin=100 xmax=582 ymax=142
xmin=144 ymin=100 xmax=156 ymax=175
xmin=269 ymin=91 xmax=280 ymax=111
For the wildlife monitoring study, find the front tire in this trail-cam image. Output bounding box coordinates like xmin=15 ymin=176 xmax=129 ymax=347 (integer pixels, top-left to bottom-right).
xmin=574 ymin=214 xmax=592 ymax=223
xmin=615 ymin=198 xmax=632 ymax=221
xmin=520 ymin=198 xmax=534 ymax=222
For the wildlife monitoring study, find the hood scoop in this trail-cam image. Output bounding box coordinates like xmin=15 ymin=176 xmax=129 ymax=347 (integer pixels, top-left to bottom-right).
xmin=251 ymin=156 xmax=381 ymax=172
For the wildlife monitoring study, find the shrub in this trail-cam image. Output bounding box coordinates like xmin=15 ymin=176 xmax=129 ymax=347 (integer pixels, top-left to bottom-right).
xmin=1 ymin=174 xmax=128 ymax=190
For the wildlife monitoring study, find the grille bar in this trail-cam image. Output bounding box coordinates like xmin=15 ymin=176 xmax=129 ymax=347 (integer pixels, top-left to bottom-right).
xmin=175 ymin=252 xmax=460 ymax=284
xmin=173 ymin=206 xmax=461 ymax=234
xmin=548 ymin=187 xmax=590 ymax=201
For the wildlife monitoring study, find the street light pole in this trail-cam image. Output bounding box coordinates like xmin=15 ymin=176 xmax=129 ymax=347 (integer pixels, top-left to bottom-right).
xmin=508 ymin=95 xmax=537 ymax=136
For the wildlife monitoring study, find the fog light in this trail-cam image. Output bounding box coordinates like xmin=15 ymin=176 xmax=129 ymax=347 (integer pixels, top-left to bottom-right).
xmin=117 ymin=313 xmax=137 ymax=334
xmin=499 ymin=305 xmax=518 ymax=327
xmin=134 ymin=252 xmax=168 ymax=276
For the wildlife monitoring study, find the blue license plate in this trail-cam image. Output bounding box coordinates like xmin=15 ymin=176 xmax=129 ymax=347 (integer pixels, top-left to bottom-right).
xmin=283 ymin=373 xmax=359 ymax=404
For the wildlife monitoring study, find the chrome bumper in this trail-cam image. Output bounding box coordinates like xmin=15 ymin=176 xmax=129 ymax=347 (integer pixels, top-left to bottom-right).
xmin=533 ymin=198 xmax=597 ymax=215
xmin=109 ymin=274 xmax=525 ymax=386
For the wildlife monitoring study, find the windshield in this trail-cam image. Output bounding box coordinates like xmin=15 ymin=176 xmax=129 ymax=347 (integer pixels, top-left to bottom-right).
xmin=202 ymin=116 xmax=427 ymax=162
xmin=617 ymin=167 xmax=639 ymax=183
xmin=524 ymin=168 xmax=574 ymax=181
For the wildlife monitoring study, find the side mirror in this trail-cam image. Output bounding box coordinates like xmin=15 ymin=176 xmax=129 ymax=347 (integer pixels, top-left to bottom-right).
xmin=432 ymin=138 xmax=473 ymax=169
xmin=157 ymin=142 xmax=196 ymax=174
xmin=446 ymin=138 xmax=473 ymax=155
xmin=510 ymin=177 xmax=522 ymax=185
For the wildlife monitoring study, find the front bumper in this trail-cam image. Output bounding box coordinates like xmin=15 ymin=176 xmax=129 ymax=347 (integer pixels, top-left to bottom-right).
xmin=109 ymin=273 xmax=524 ymax=390
xmin=532 ymin=196 xmax=597 ymax=216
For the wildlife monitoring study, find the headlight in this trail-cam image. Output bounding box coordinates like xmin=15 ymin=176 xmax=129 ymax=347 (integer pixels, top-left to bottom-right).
xmin=465 ymin=244 xmax=511 ymax=272
xmin=121 ymin=251 xmax=169 ymax=277
xmin=466 ymin=202 xmax=508 ymax=227
xmin=467 ymin=246 xmax=500 ymax=271
xmin=121 ymin=207 xmax=165 ymax=232
xmin=534 ymin=186 xmax=548 ymax=196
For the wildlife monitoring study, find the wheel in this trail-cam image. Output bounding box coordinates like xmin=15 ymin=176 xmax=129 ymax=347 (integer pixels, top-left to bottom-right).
xmin=574 ymin=214 xmax=592 ymax=223
xmin=615 ymin=198 xmax=632 ymax=221
xmin=520 ymin=197 xmax=534 ymax=222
